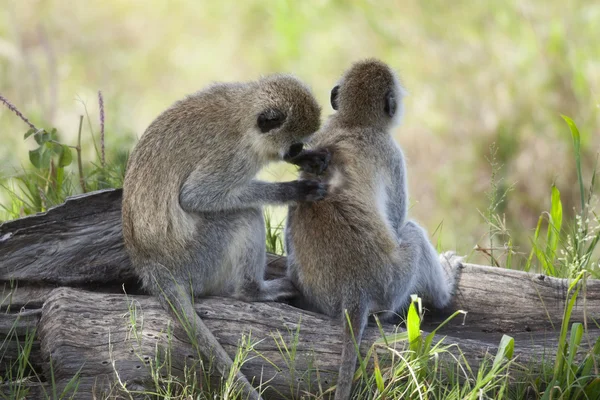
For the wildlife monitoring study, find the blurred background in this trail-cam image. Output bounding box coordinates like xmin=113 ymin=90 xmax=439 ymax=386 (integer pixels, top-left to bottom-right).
xmin=0 ymin=0 xmax=598 ymax=267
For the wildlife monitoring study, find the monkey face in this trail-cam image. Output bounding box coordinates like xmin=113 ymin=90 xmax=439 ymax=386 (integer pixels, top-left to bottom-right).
xmin=284 ymin=142 xmax=304 ymax=159
xmin=253 ymin=75 xmax=322 ymax=160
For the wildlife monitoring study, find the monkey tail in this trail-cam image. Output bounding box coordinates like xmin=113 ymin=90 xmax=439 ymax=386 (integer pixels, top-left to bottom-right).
xmin=159 ymin=283 xmax=263 ymax=400
xmin=335 ymin=297 xmax=369 ymax=400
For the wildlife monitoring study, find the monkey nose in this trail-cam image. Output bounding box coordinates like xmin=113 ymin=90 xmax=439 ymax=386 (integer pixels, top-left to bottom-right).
xmin=283 ymin=142 xmax=304 ymax=160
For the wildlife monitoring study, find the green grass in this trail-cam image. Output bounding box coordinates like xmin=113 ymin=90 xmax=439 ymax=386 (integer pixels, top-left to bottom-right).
xmin=0 ymin=2 xmax=599 ymax=395
xmin=1 ymin=220 xmax=599 ymax=399
xmin=0 ymin=94 xmax=128 ymax=221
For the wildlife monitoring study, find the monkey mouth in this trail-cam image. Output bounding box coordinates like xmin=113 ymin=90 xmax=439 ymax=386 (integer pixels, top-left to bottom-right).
xmin=283 ymin=142 xmax=304 ymax=160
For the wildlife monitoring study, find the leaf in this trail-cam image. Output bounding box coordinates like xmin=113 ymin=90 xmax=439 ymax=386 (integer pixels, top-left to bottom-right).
xmin=48 ymin=140 xmax=61 ymax=154
xmin=24 ymin=128 xmax=37 ymax=139
xmin=492 ymin=335 xmax=514 ymax=369
xmin=49 ymin=127 xmax=58 ymax=141
xmin=406 ymin=297 xmax=422 ymax=354
xmin=372 ymin=351 xmax=385 ymax=395
xmin=28 ymin=147 xmax=51 ymax=169
xmin=58 ymin=145 xmax=73 ymax=167
xmin=33 ymin=130 xmax=48 ymax=145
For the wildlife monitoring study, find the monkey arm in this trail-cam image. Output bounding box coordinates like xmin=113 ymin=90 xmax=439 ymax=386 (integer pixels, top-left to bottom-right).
xmin=179 ymin=178 xmax=327 ymax=213
xmin=387 ymin=160 xmax=408 ymax=236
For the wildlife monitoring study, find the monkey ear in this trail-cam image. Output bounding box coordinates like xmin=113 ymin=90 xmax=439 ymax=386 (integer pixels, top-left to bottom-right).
xmin=384 ymin=90 xmax=397 ymax=118
xmin=330 ymin=85 xmax=340 ymax=110
xmin=257 ymin=109 xmax=286 ymax=133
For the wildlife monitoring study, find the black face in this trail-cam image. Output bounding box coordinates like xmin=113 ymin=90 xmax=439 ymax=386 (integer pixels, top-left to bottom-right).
xmin=330 ymin=85 xmax=340 ymax=110
xmin=384 ymin=90 xmax=396 ymax=118
xmin=257 ymin=108 xmax=286 ymax=133
xmin=284 ymin=142 xmax=304 ymax=160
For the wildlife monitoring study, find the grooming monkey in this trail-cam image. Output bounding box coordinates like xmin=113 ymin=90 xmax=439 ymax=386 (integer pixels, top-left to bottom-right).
xmin=285 ymin=59 xmax=463 ymax=400
xmin=122 ymin=75 xmax=330 ymax=400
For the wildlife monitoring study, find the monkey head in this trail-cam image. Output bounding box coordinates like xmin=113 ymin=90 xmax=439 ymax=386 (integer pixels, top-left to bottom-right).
xmin=250 ymin=75 xmax=322 ymax=161
xmin=330 ymin=59 xmax=405 ymax=129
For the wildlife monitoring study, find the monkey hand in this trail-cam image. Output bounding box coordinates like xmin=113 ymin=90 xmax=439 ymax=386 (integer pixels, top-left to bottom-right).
xmin=296 ymin=180 xmax=329 ymax=202
xmin=285 ymin=148 xmax=331 ymax=176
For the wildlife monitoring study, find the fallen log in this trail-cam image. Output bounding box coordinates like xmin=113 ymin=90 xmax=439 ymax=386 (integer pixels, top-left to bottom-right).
xmin=1 ymin=189 xmax=599 ymax=398
xmin=1 ymin=189 xmax=599 ymax=333
xmin=31 ymin=287 xmax=596 ymax=399
xmin=0 ymin=189 xmax=134 ymax=286
xmin=1 ymin=284 xmax=596 ymax=399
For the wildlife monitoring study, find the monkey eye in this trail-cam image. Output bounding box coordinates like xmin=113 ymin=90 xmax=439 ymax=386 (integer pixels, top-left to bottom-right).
xmin=257 ymin=108 xmax=286 ymax=133
xmin=330 ymin=85 xmax=340 ymax=110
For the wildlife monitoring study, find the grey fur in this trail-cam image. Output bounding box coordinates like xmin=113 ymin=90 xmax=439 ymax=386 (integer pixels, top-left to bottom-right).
xmin=284 ymin=59 xmax=463 ymax=400
xmin=122 ymin=74 xmax=328 ymax=400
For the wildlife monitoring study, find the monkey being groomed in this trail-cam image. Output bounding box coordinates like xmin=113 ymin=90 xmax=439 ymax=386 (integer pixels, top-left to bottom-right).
xmin=121 ymin=74 xmax=331 ymax=400
xmin=285 ymin=59 xmax=464 ymax=400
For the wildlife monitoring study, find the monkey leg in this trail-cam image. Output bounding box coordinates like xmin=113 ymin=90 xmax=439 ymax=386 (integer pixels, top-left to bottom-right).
xmin=232 ymin=209 xmax=298 ymax=302
xmin=283 ymin=226 xmax=323 ymax=312
xmin=144 ymin=268 xmax=264 ymax=400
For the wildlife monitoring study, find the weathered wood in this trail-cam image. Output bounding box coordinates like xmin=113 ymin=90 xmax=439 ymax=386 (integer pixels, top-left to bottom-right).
xmin=0 ymin=189 xmax=135 ymax=286
xmin=1 ymin=189 xmax=599 ymax=398
xmin=35 ymin=287 xmax=596 ymax=400
xmin=1 ymin=283 xmax=56 ymax=312
xmin=2 ymin=189 xmax=600 ymax=335
xmin=430 ymin=264 xmax=600 ymax=333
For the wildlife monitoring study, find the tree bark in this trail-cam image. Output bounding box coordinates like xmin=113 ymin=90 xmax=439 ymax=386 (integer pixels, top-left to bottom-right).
xmin=0 ymin=286 xmax=592 ymax=399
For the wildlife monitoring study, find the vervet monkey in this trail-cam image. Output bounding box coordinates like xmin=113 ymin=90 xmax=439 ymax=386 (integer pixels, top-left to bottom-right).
xmin=122 ymin=75 xmax=330 ymax=400
xmin=285 ymin=59 xmax=462 ymax=400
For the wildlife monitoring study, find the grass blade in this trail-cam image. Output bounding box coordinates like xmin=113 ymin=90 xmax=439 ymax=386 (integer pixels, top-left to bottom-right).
xmin=551 ymin=271 xmax=584 ymax=385
xmin=406 ymin=298 xmax=422 ymax=354
xmin=525 ymin=215 xmax=544 ymax=272
xmin=493 ymin=335 xmax=515 ymax=369
xmin=545 ymin=185 xmax=562 ymax=264
xmin=582 ymin=378 xmax=600 ymax=399
xmin=372 ymin=351 xmax=386 ymax=395
xmin=562 ymin=115 xmax=585 ymax=213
